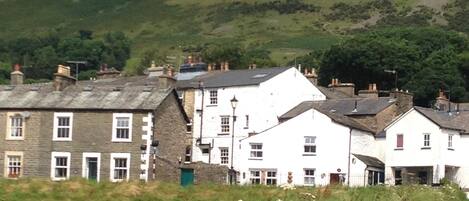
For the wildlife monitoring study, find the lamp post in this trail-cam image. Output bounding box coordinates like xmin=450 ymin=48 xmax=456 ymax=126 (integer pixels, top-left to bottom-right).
xmin=229 ymin=96 xmax=238 ymax=185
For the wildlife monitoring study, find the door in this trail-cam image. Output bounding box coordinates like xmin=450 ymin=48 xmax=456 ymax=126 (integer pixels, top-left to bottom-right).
xmin=86 ymin=157 xmax=98 ymax=181
xmin=330 ymin=173 xmax=340 ymax=185
xmin=180 ymin=168 xmax=194 ymax=186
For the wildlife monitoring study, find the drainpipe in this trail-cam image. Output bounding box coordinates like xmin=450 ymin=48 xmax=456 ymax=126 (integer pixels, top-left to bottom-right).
xmin=347 ymin=128 xmax=352 ymax=186
xmin=198 ymin=82 xmax=205 ymax=141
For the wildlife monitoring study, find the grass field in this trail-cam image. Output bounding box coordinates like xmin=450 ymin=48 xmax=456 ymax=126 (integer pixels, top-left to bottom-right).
xmin=0 ymin=178 xmax=467 ymax=201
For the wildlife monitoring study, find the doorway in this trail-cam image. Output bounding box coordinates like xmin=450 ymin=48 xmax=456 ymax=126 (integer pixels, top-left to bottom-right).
xmin=82 ymin=153 xmax=100 ymax=181
xmin=330 ymin=173 xmax=341 ymax=185
xmin=181 ymin=168 xmax=194 ymax=186
xmin=86 ymin=157 xmax=98 ymax=181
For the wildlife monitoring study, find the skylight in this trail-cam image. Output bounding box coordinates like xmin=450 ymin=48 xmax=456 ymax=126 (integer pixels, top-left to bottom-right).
xmin=252 ymin=73 xmax=268 ymax=78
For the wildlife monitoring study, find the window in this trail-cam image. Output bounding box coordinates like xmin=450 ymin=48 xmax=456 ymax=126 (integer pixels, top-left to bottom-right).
xmin=110 ymin=153 xmax=130 ymax=182
xmin=53 ymin=113 xmax=73 ymax=141
xmin=304 ymin=169 xmax=315 ymax=185
xmin=185 ymin=146 xmax=192 ymax=163
xmin=50 ymin=152 xmax=70 ymax=181
xmin=220 ymin=148 xmax=229 ymax=165
xmin=6 ymin=113 xmax=24 ymax=140
xmin=209 ymin=90 xmax=218 ymax=105
xmin=201 ymin=148 xmax=210 ymax=154
xmin=250 ymin=143 xmax=263 ymax=159
xmin=423 ymin=133 xmax=430 ymax=148
xmin=4 ymin=152 xmax=23 ymax=178
xmin=250 ymin=170 xmax=261 ymax=184
xmin=448 ymin=135 xmax=454 ymax=149
xmin=396 ymin=134 xmax=403 ymax=149
xmin=304 ymin=136 xmax=317 ymax=155
xmin=266 ymin=171 xmax=277 ymax=185
xmin=220 ymin=116 xmax=230 ymax=134
xmin=244 ymin=115 xmax=249 ymax=129
xmin=112 ymin=113 xmax=133 ymax=142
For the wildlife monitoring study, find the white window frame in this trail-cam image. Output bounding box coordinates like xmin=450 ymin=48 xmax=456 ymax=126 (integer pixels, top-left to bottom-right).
xmin=209 ymin=90 xmax=218 ymax=105
xmin=304 ymin=136 xmax=317 ymax=155
xmin=249 ymin=143 xmax=263 ymax=160
xmin=82 ymin=153 xmax=101 ymax=182
xmin=304 ymin=168 xmax=316 ymax=186
xmin=249 ymin=169 xmax=261 ymax=184
xmin=448 ymin=134 xmax=454 ymax=149
xmin=112 ymin=113 xmax=133 ymax=142
xmin=53 ymin=112 xmax=73 ymax=141
xmin=110 ymin=153 xmax=130 ymax=182
xmin=423 ymin=133 xmax=431 ymax=148
xmin=5 ymin=113 xmax=25 ymax=140
xmin=220 ymin=147 xmax=229 ymax=165
xmin=220 ymin=116 xmax=230 ymax=134
xmin=266 ymin=170 xmax=277 ymax=185
xmin=50 ymin=152 xmax=71 ymax=181
xmin=4 ymin=151 xmax=23 ymax=179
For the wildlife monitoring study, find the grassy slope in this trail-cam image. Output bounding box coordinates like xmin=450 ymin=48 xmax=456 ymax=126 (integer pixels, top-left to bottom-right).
xmin=0 ymin=0 xmax=424 ymax=70
xmin=0 ymin=178 xmax=467 ymax=201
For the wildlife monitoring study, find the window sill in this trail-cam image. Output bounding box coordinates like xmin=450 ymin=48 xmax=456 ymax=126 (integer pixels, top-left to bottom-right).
xmin=112 ymin=139 xmax=132 ymax=143
xmin=52 ymin=138 xmax=72 ymax=142
xmin=206 ymin=105 xmax=218 ymax=107
xmin=448 ymin=148 xmax=455 ymax=151
xmin=218 ymin=133 xmax=230 ymax=136
xmin=394 ymin=148 xmax=404 ymax=151
xmin=248 ymin=158 xmax=263 ymax=160
xmin=421 ymin=147 xmax=431 ymax=150
xmin=5 ymin=138 xmax=24 ymax=141
xmin=303 ymin=153 xmax=317 ymax=156
xmin=244 ymin=127 xmax=249 ymax=129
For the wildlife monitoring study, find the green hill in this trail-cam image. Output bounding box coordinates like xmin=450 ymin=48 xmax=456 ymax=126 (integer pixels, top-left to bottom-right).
xmin=0 ymin=0 xmax=464 ymax=71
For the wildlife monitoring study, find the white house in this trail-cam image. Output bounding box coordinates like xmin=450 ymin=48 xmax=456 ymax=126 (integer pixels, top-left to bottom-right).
xmin=383 ymin=106 xmax=469 ymax=187
xmin=237 ymin=102 xmax=385 ymax=187
xmin=177 ymin=67 xmax=326 ymax=173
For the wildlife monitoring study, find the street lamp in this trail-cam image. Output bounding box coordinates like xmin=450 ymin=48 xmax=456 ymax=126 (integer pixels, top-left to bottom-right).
xmin=229 ymin=96 xmax=238 ymax=185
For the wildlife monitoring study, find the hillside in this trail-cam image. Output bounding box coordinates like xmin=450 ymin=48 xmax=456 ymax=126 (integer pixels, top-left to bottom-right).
xmin=0 ymin=0 xmax=460 ymax=70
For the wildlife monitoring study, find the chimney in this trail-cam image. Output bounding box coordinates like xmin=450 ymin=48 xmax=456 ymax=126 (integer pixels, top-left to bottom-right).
xmin=224 ymin=61 xmax=229 ymax=71
xmin=358 ymin=83 xmax=379 ymax=99
xmin=207 ymin=63 xmax=212 ymax=72
xmin=10 ymin=64 xmax=24 ymax=85
xmin=390 ymin=89 xmax=414 ymax=115
xmin=96 ymin=64 xmax=121 ymax=80
xmin=304 ymin=68 xmax=318 ymax=85
xmin=148 ymin=61 xmax=164 ymax=77
xmin=53 ymin=65 xmax=76 ymax=91
xmin=158 ymin=66 xmax=176 ymax=89
xmin=328 ymin=78 xmax=355 ymax=97
xmin=435 ymin=89 xmax=450 ymax=111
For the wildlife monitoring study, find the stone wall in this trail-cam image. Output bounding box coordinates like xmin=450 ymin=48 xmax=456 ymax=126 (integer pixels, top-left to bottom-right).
xmin=152 ymin=93 xmax=190 ymax=182
xmin=182 ymin=162 xmax=229 ymax=184
xmin=0 ymin=110 xmax=147 ymax=181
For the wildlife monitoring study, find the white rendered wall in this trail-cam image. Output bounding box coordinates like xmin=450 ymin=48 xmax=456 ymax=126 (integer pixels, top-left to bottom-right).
xmin=190 ymin=67 xmax=326 ymax=169
xmin=238 ymin=108 xmax=375 ymax=186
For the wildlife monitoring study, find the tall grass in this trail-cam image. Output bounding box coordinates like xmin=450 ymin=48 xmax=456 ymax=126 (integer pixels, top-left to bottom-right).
xmin=0 ymin=178 xmax=467 ymax=201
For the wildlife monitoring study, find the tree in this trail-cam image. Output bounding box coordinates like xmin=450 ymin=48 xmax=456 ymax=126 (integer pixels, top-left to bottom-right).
xmin=202 ymin=44 xmax=244 ymax=69
xmin=33 ymin=46 xmax=61 ymax=69
xmin=103 ymin=31 xmax=131 ymax=69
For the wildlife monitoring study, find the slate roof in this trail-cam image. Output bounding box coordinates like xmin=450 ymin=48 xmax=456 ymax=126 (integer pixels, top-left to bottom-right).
xmin=317 ymin=86 xmax=357 ymax=99
xmin=278 ymin=101 xmax=374 ymax=133
xmin=176 ymin=67 xmax=290 ymax=89
xmin=353 ymin=154 xmax=384 ymax=168
xmin=0 ymin=76 xmax=175 ymax=111
xmin=280 ymin=97 xmax=395 ymax=120
xmin=414 ymin=106 xmax=468 ymax=132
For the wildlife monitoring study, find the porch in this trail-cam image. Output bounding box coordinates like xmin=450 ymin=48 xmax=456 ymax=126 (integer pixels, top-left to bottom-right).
xmin=391 ymin=165 xmax=459 ymax=185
